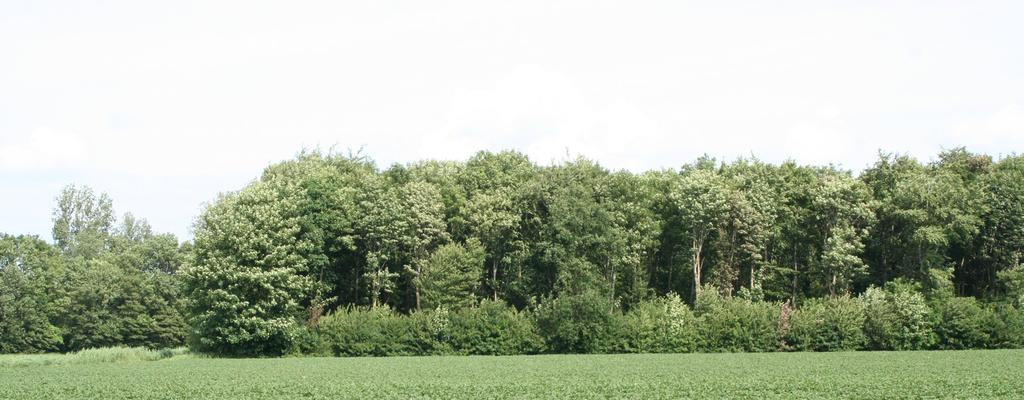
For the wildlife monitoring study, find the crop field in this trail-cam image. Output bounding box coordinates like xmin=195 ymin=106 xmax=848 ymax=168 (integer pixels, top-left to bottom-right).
xmin=1 ymin=350 xmax=1022 ymax=399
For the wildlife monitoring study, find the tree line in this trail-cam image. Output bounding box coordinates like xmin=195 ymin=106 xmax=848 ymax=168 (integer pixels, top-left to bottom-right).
xmin=2 ymin=148 xmax=1023 ymax=356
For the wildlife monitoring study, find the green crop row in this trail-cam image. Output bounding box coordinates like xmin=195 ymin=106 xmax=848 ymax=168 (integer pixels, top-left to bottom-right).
xmin=2 ymin=350 xmax=1022 ymax=399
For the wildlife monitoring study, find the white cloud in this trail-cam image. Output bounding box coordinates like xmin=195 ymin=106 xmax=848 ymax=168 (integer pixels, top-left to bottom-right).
xmin=0 ymin=128 xmax=89 ymax=171
xmin=951 ymin=104 xmax=1024 ymax=154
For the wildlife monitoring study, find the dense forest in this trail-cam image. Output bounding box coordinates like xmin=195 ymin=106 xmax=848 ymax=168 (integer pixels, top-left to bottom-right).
xmin=3 ymin=148 xmax=1024 ymax=356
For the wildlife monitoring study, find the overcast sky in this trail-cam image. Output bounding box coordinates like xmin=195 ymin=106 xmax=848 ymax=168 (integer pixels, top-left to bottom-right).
xmin=2 ymin=1 xmax=1023 ymax=241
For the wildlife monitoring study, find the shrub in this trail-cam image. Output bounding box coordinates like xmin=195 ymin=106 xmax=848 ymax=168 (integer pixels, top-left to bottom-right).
xmin=447 ymin=300 xmax=543 ymax=355
xmin=784 ymin=297 xmax=866 ymax=351
xmin=404 ymin=308 xmax=453 ymax=355
xmin=290 ymin=325 xmax=330 ymax=356
xmin=931 ymin=297 xmax=993 ymax=350
xmin=317 ymin=307 xmax=401 ymax=356
xmin=621 ymin=293 xmax=698 ymax=353
xmin=534 ymin=291 xmax=623 ymax=354
xmin=986 ymin=304 xmax=1024 ymax=349
xmin=695 ymin=289 xmax=779 ymax=352
xmin=861 ymin=283 xmax=934 ymax=350
xmin=316 ymin=307 xmax=451 ymax=357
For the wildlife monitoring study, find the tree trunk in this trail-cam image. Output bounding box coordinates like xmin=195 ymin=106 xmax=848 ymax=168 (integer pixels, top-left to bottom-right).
xmin=492 ymin=259 xmax=499 ymax=301
xmin=791 ymin=246 xmax=799 ymax=302
xmin=415 ymin=266 xmax=422 ymax=311
xmin=610 ymin=258 xmax=617 ymax=304
xmin=693 ymin=238 xmax=703 ymax=303
xmin=750 ymin=263 xmax=755 ymax=291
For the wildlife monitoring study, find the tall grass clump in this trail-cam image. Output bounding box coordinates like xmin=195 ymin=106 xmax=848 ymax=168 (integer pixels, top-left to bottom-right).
xmin=0 ymin=346 xmax=191 ymax=367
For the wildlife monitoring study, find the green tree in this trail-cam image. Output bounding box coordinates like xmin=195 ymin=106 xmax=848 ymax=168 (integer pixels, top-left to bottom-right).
xmin=52 ymin=185 xmax=116 ymax=260
xmin=458 ymin=151 xmax=535 ymax=302
xmin=420 ymin=239 xmax=486 ymax=310
xmin=399 ymin=181 xmax=449 ymax=311
xmin=600 ymin=171 xmax=661 ymax=307
xmin=808 ymin=172 xmax=874 ymax=296
xmin=0 ymin=235 xmax=63 ymax=353
xmin=182 ymin=180 xmax=316 ymax=355
xmin=671 ymin=168 xmax=730 ymax=302
xmin=713 ymin=159 xmax=780 ymax=297
xmin=973 ymin=155 xmax=1024 ymax=296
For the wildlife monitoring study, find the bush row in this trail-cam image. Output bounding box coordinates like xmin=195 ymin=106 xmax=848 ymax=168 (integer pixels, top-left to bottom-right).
xmin=304 ymin=287 xmax=1024 ymax=357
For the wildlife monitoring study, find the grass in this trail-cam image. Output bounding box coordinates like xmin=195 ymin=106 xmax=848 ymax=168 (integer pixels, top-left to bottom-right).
xmin=1 ymin=350 xmax=1022 ymax=399
xmin=0 ymin=346 xmax=192 ymax=368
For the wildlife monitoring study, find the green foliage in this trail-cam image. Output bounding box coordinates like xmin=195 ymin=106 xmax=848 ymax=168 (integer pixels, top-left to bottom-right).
xmin=931 ymin=296 xmax=994 ymax=349
xmin=0 ymin=235 xmax=62 ymax=353
xmin=986 ymin=304 xmax=1024 ymax=349
xmin=316 ymin=307 xmax=450 ymax=357
xmin=419 ymin=239 xmax=486 ymax=310
xmin=447 ymin=300 xmax=544 ymax=355
xmin=784 ymin=296 xmax=866 ymax=351
xmin=182 ymin=180 xmax=316 ymax=356
xmin=620 ymin=293 xmax=699 ymax=353
xmin=997 ymin=264 xmax=1024 ymax=307
xmin=10 ymin=150 xmax=1024 ymax=357
xmin=59 ymin=260 xmax=187 ymax=351
xmin=52 ymin=185 xmax=116 ymax=260
xmin=861 ymin=283 xmax=935 ymax=350
xmin=808 ymin=173 xmax=874 ymax=296
xmin=671 ymin=168 xmax=731 ymax=300
xmin=973 ymin=155 xmax=1024 ymax=297
xmin=694 ymin=289 xmax=780 ymax=352
xmin=533 ymin=291 xmax=623 ymax=353
xmin=2 ymin=187 xmax=187 ymax=355
xmin=317 ymin=307 xmax=397 ymax=357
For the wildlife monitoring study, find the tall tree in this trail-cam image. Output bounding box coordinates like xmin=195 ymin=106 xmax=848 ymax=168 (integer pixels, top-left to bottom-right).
xmin=182 ymin=180 xmax=316 ymax=355
xmin=52 ymin=185 xmax=116 ymax=260
xmin=458 ymin=151 xmax=535 ymax=303
xmin=0 ymin=235 xmax=63 ymax=353
xmin=419 ymin=239 xmax=487 ymax=310
xmin=973 ymin=155 xmax=1024 ymax=296
xmin=600 ymin=171 xmax=661 ymax=307
xmin=808 ymin=172 xmax=874 ymax=296
xmin=670 ymin=167 xmax=730 ymax=303
xmin=400 ymin=181 xmax=449 ymax=310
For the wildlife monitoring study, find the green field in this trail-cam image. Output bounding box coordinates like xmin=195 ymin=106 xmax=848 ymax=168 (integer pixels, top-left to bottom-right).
xmin=2 ymin=350 xmax=1022 ymax=399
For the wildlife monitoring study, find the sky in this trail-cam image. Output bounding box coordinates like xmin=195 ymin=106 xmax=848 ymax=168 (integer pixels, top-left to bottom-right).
xmin=2 ymin=1 xmax=1023 ymax=241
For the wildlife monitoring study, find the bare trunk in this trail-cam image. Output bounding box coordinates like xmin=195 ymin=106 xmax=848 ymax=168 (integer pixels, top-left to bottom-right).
xmin=791 ymin=246 xmax=799 ymax=302
xmin=492 ymin=259 xmax=498 ymax=301
xmin=750 ymin=264 xmax=755 ymax=291
xmin=610 ymin=258 xmax=617 ymax=304
xmin=693 ymin=238 xmax=703 ymax=303
xmin=415 ymin=266 xmax=422 ymax=311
